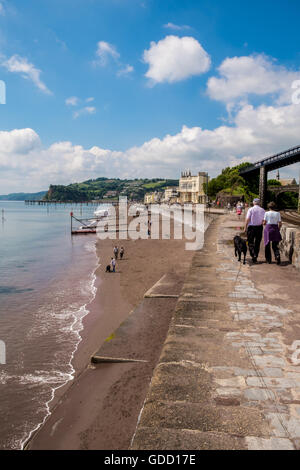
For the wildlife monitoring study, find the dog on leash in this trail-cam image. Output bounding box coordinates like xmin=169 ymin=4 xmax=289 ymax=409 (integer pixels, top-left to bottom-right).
xmin=234 ymin=235 xmax=247 ymax=265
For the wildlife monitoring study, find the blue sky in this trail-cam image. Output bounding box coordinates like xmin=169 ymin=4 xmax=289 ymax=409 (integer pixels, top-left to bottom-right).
xmin=0 ymin=0 xmax=300 ymax=192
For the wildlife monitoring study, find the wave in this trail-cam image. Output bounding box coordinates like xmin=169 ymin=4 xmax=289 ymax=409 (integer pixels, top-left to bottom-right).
xmin=18 ymin=242 xmax=99 ymax=450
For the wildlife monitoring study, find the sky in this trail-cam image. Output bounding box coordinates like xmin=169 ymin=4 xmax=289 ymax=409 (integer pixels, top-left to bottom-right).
xmin=0 ymin=0 xmax=300 ymax=193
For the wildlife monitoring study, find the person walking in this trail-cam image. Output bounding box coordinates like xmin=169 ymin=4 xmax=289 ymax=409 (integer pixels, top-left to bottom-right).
xmin=236 ymin=202 xmax=242 ymax=219
xmin=110 ymin=257 xmax=116 ymax=273
xmin=263 ymin=202 xmax=282 ymax=264
xmin=113 ymin=246 xmax=119 ymax=260
xmin=244 ymin=198 xmax=265 ymax=263
xmin=120 ymin=246 xmax=124 ymax=260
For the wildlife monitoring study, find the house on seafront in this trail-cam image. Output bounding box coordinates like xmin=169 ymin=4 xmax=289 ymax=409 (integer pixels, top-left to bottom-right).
xmin=144 ymin=170 xmax=209 ymax=205
xmin=163 ymin=186 xmax=180 ymax=203
xmin=179 ymin=170 xmax=209 ymax=204
xmin=144 ymin=191 xmax=163 ymax=204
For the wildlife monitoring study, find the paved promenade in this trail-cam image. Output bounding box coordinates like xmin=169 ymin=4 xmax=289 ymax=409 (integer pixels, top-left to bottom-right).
xmin=131 ymin=214 xmax=300 ymax=450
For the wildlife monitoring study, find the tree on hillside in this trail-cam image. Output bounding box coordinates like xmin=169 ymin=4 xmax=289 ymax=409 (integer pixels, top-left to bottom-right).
xmin=267 ymin=179 xmax=282 ymax=186
xmin=207 ymin=162 xmax=257 ymax=201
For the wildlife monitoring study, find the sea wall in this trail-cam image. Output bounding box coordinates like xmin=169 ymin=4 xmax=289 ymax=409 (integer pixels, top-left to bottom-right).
xmin=280 ymin=223 xmax=300 ymax=270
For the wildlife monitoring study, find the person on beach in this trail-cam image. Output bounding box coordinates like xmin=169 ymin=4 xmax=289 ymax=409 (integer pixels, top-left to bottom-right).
xmin=110 ymin=257 xmax=116 ymax=273
xmin=120 ymin=246 xmax=124 ymax=259
xmin=236 ymin=202 xmax=242 ymax=219
xmin=244 ymin=198 xmax=265 ymax=263
xmin=263 ymin=202 xmax=282 ymax=265
xmin=113 ymin=246 xmax=119 ymax=260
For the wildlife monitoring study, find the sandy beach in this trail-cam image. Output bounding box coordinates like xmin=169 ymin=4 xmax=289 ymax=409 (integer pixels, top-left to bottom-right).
xmin=26 ymin=213 xmax=200 ymax=449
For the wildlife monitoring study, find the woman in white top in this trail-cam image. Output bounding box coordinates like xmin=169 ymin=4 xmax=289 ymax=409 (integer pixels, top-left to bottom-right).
xmin=263 ymin=202 xmax=282 ymax=264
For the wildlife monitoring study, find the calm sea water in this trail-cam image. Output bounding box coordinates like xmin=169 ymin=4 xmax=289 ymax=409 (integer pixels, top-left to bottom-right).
xmin=0 ymin=201 xmax=101 ymax=449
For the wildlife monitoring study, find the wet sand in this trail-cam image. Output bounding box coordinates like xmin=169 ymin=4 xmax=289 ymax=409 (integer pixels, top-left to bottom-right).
xmin=26 ymin=219 xmax=197 ymax=449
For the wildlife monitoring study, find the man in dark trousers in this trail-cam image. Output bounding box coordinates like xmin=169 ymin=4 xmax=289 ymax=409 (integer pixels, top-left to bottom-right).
xmin=244 ymin=198 xmax=265 ymax=263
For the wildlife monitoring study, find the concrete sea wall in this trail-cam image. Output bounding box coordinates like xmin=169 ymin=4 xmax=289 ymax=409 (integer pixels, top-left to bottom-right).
xmin=280 ymin=224 xmax=300 ymax=270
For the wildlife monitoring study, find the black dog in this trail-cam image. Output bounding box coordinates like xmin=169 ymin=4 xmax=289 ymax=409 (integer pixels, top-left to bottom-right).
xmin=234 ymin=236 xmax=247 ymax=264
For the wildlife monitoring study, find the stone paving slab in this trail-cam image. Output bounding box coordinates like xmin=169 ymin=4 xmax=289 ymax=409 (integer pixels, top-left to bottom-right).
xmin=131 ymin=214 xmax=300 ymax=450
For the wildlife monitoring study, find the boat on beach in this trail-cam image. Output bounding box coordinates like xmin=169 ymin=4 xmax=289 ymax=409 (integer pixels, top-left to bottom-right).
xmin=93 ymin=207 xmax=109 ymax=218
xmin=72 ymin=205 xmax=111 ymax=234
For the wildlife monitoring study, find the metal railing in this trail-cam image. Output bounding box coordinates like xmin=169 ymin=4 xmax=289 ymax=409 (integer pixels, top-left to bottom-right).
xmin=240 ymin=144 xmax=300 ymax=174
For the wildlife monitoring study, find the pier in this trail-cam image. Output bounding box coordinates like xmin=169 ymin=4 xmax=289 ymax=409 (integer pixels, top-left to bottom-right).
xmin=25 ymin=200 xmax=103 ymax=206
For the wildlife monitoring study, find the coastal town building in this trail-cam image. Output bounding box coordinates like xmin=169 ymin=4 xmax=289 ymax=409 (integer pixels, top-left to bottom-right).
xmin=179 ymin=170 xmax=209 ymax=204
xmin=216 ymin=191 xmax=244 ymax=207
xmin=279 ymin=178 xmax=297 ymax=186
xmin=144 ymin=171 xmax=209 ymax=205
xmin=103 ymin=190 xmax=118 ymax=198
xmin=144 ymin=191 xmax=163 ymax=204
xmin=163 ymin=186 xmax=179 ymax=203
xmin=276 ymin=170 xmax=297 ymax=186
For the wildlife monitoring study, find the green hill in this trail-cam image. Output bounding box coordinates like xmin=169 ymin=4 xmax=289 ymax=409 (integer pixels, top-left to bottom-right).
xmin=44 ymin=178 xmax=179 ymax=202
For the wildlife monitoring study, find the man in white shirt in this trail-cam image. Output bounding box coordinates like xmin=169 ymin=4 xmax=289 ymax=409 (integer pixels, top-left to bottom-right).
xmin=244 ymin=198 xmax=265 ymax=263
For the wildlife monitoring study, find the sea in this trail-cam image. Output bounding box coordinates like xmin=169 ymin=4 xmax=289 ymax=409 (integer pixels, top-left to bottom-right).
xmin=0 ymin=201 xmax=102 ymax=450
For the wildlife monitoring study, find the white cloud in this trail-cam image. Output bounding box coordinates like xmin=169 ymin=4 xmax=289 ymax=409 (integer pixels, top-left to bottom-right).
xmin=207 ymin=54 xmax=300 ymax=107
xmin=0 ymin=128 xmax=41 ymax=155
xmin=73 ymin=106 xmax=96 ymax=119
xmin=2 ymin=98 xmax=300 ymax=193
xmin=65 ymin=96 xmax=79 ymax=106
xmin=143 ymin=35 xmax=211 ymax=84
xmin=163 ymin=23 xmax=191 ymax=31
xmin=85 ymin=97 xmax=95 ymax=103
xmin=93 ymin=41 xmax=134 ymax=78
xmin=117 ymin=64 xmax=134 ymax=76
xmin=94 ymin=41 xmax=120 ymax=66
xmin=0 ymin=3 xmax=5 ymax=15
xmin=1 ymin=54 xmax=52 ymax=95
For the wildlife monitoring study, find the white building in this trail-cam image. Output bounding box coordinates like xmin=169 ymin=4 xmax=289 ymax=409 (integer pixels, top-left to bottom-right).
xmin=179 ymin=170 xmax=208 ymax=204
xmin=144 ymin=191 xmax=163 ymax=204
xmin=163 ymin=186 xmax=179 ymax=203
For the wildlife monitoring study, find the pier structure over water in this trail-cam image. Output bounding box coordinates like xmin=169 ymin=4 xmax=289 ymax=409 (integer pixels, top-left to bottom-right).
xmin=24 ymin=199 xmax=103 ymax=206
xmin=240 ymin=145 xmax=300 ymax=210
